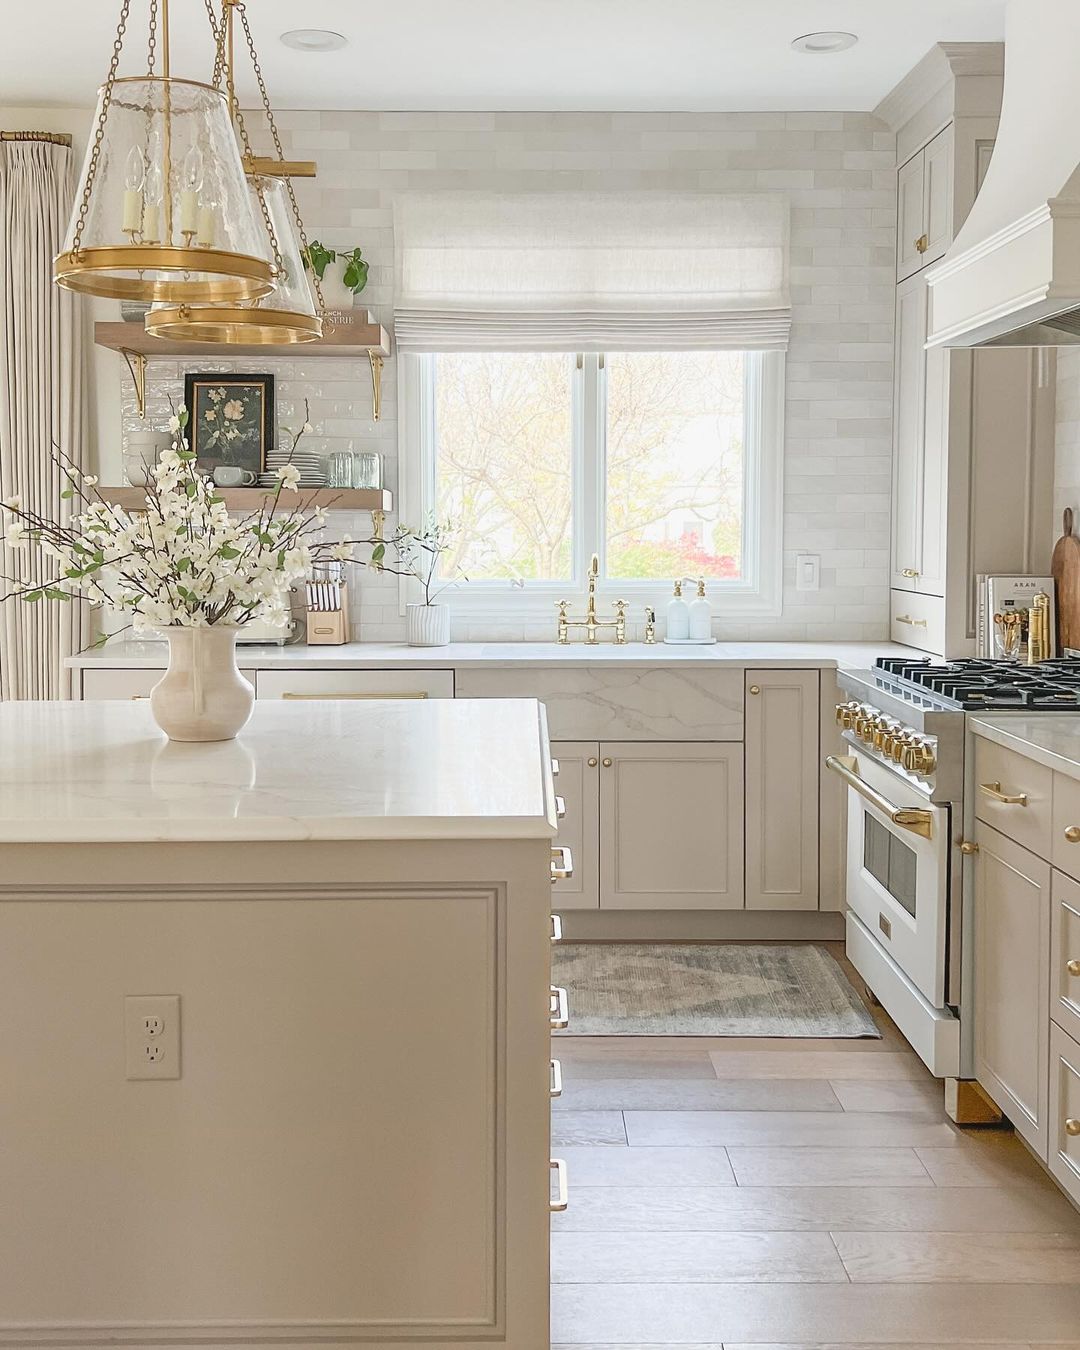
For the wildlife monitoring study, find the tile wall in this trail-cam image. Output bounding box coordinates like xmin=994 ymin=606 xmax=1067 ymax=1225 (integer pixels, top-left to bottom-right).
xmin=119 ymin=109 xmax=896 ymax=642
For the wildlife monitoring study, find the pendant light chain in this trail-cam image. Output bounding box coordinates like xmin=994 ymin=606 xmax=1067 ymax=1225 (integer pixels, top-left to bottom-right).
xmin=70 ymin=0 xmax=133 ymax=257
xmin=147 ymin=0 xmax=158 ymax=74
xmin=237 ymin=3 xmax=325 ymax=312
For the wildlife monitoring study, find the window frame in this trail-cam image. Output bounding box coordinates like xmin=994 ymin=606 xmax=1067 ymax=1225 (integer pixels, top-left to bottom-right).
xmin=398 ymin=348 xmax=785 ymax=620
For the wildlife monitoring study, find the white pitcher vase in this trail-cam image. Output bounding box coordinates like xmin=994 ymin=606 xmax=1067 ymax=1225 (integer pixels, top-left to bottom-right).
xmin=149 ymin=627 xmax=254 ymax=742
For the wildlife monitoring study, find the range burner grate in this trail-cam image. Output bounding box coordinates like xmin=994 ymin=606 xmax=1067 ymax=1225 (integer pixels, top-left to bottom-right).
xmin=873 ymin=656 xmax=1080 ymax=710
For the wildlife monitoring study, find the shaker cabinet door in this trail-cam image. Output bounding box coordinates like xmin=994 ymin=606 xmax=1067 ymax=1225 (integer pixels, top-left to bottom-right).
xmin=744 ymin=670 xmax=820 ymax=911
xmin=891 ymin=272 xmax=928 ymax=592
xmin=598 ymin=742 xmax=743 ymax=911
xmin=921 ymin=125 xmax=954 ymax=268
xmin=896 ymin=151 xmax=927 ymax=282
xmin=549 ymin=741 xmax=600 ymax=911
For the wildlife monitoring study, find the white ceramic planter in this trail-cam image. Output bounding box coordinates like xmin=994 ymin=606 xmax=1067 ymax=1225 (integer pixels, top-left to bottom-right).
xmin=149 ymin=626 xmax=254 ymax=742
xmin=406 ymin=603 xmax=451 ymax=647
xmin=311 ymin=264 xmax=356 ymax=314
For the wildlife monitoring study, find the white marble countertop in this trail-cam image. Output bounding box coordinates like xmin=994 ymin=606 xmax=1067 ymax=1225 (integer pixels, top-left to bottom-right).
xmin=65 ymin=638 xmax=908 ymax=671
xmin=0 ymin=700 xmax=557 ymax=844
xmin=970 ymin=715 xmax=1080 ymax=782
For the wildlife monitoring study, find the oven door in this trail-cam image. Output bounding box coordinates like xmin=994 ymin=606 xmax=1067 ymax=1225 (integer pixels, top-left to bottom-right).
xmin=831 ymin=750 xmax=950 ymax=1008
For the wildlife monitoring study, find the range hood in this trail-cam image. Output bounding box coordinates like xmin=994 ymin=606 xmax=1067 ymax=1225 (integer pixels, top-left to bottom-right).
xmin=926 ymin=0 xmax=1080 ymax=348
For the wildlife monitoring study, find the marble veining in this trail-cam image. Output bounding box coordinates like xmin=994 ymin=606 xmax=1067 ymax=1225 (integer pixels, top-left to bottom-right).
xmin=0 ymin=700 xmax=556 ymax=843
xmin=970 ymin=715 xmax=1080 ymax=783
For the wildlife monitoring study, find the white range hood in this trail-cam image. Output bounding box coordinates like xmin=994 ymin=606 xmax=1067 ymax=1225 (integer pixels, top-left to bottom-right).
xmin=926 ymin=0 xmax=1080 ymax=347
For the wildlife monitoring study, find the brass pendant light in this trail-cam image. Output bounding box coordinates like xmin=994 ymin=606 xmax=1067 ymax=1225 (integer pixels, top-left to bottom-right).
xmin=145 ymin=0 xmax=324 ymax=345
xmin=54 ymin=0 xmax=276 ymax=303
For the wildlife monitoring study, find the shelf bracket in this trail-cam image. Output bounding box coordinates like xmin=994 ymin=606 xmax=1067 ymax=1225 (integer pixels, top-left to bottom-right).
xmin=371 ymin=509 xmax=385 ymax=542
xmin=120 ymin=350 xmax=148 ymax=419
xmin=368 ymin=350 xmax=383 ymax=422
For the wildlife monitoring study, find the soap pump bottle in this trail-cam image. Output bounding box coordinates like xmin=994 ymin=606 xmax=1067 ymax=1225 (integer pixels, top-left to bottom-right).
xmin=666 ymin=579 xmax=690 ymax=641
xmin=688 ymin=577 xmax=712 ymax=641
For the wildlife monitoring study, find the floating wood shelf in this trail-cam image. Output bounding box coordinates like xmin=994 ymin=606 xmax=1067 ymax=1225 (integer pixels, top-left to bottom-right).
xmin=99 ymin=487 xmax=392 ymax=514
xmin=94 ymin=315 xmax=391 ymax=420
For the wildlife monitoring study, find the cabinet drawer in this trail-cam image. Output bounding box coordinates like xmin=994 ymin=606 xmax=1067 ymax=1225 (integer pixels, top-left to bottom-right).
xmin=973 ymin=738 xmax=1053 ymax=857
xmin=256 ymin=669 xmax=454 ymax=700
xmin=889 ymin=590 xmax=945 ymax=655
xmin=1049 ymin=1022 xmax=1080 ymax=1209
xmin=81 ymin=667 xmax=253 ymax=700
xmin=1052 ymin=870 xmax=1080 ymax=1045
xmin=1053 ymin=772 xmax=1080 ymax=881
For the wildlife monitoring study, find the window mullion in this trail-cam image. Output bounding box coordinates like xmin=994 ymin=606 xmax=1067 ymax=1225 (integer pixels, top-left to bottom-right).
xmin=577 ymin=353 xmax=604 ymax=583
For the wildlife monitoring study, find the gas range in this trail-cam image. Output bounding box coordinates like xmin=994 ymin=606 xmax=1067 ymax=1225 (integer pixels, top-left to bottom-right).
xmin=873 ymin=656 xmax=1080 ymax=711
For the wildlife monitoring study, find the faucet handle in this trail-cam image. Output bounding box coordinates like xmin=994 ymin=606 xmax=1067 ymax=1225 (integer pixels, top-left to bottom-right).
xmin=614 ymin=599 xmax=627 ymax=615
xmin=556 ymin=599 xmax=568 ymax=614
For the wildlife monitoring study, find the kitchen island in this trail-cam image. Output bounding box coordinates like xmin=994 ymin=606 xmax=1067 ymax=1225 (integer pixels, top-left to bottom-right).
xmin=0 ymin=699 xmax=557 ymax=1350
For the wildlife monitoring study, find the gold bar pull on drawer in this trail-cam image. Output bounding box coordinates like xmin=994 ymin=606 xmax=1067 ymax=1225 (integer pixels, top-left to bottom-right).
xmin=550 ymin=1059 xmax=563 ymax=1098
xmin=550 ymin=1158 xmax=569 ymax=1212
xmin=979 ymin=780 xmax=1028 ymax=806
xmin=550 ymin=913 xmax=563 ymax=943
xmin=550 ymin=986 xmax=569 ymax=1030
xmin=281 ymin=691 xmax=429 ymax=700
xmin=551 ymin=846 xmax=574 ymax=883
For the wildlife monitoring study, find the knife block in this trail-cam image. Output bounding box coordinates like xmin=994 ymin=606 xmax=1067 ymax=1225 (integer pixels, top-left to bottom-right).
xmin=306 ymin=589 xmax=350 ymax=645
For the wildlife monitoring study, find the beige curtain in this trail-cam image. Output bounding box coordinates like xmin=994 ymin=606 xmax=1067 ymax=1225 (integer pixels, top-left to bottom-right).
xmin=0 ymin=141 xmax=86 ymax=699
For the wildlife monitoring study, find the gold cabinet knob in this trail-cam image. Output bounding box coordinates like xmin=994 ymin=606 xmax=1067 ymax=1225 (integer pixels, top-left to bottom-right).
xmin=749 ymin=685 xmax=761 ymax=695
xmin=1067 ymin=1119 xmax=1080 ymax=1137
xmin=959 ymin=840 xmax=979 ymax=856
xmin=1066 ymin=826 xmax=1080 ymax=844
xmin=915 ymin=233 xmax=929 ymax=254
xmin=901 ymin=568 xmax=920 ymax=578
xmin=602 ymin=757 xmax=613 ymax=767
xmin=587 ymin=757 xmax=598 ymax=768
xmin=1067 ymin=959 xmax=1080 ymax=977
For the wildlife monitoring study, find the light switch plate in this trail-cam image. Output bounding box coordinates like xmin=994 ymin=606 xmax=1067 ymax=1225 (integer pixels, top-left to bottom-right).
xmin=125 ymin=995 xmax=181 ymax=1080
xmin=795 ymin=554 xmax=820 ymax=592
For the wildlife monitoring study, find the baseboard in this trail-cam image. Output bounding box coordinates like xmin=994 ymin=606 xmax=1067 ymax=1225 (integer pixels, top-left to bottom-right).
xmin=559 ymin=910 xmax=846 ymax=941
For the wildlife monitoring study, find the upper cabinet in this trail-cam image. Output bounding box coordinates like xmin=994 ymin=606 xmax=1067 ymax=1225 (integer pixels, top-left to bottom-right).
xmin=896 ymin=126 xmax=954 ymax=282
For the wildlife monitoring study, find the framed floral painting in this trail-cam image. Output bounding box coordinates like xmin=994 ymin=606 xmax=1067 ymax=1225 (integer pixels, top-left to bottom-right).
xmin=184 ymin=373 xmax=274 ymax=476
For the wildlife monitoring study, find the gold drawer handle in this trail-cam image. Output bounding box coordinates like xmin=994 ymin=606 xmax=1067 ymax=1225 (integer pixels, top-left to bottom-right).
xmin=281 ymin=691 xmax=429 ymax=700
xmin=550 ymin=758 xmax=560 ymax=777
xmin=1066 ymin=826 xmax=1080 ymax=844
xmin=1067 ymin=959 xmax=1080 ymax=977
xmin=895 ymin=614 xmax=928 ymax=628
xmin=555 ymin=795 xmax=566 ymax=819
xmin=901 ymin=568 xmax=920 ymax=578
xmin=551 ymin=845 xmax=573 ymax=883
xmin=131 ymin=694 xmax=150 ymax=700
xmin=550 ymin=1059 xmax=563 ymax=1098
xmin=979 ymin=781 xmax=1028 ymax=807
xmin=550 ymin=913 xmax=563 ymax=942
xmin=1067 ymin=1119 xmax=1080 ymax=1138
xmin=550 ymin=985 xmax=569 ymax=1030
xmin=550 ymin=1158 xmax=569 ymax=1212
xmin=915 ymin=233 xmax=929 ymax=254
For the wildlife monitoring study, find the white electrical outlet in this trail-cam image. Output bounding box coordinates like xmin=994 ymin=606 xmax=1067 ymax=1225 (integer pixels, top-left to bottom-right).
xmin=124 ymin=995 xmax=181 ymax=1080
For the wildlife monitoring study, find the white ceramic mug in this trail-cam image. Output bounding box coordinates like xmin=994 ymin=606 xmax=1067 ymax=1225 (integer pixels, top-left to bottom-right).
xmin=213 ymin=467 xmax=257 ymax=487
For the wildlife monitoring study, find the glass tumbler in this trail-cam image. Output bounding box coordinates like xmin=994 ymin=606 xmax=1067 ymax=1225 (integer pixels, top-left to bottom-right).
xmin=352 ymin=451 xmax=382 ymax=489
xmin=328 ymin=450 xmax=354 ymax=489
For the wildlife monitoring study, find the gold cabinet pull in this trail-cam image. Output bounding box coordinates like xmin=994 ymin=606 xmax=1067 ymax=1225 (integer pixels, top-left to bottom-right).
xmin=959 ymin=840 xmax=979 ymax=855
xmin=587 ymin=756 xmax=598 ymax=768
xmin=1067 ymin=959 xmax=1080 ymax=977
xmin=550 ymin=846 xmax=573 ymax=883
xmin=131 ymin=694 xmax=150 ymax=700
xmin=550 ymin=986 xmax=569 ymax=1030
xmin=748 ymin=685 xmax=761 ymax=695
xmin=281 ymin=691 xmax=428 ymax=700
xmin=1066 ymin=826 xmax=1080 ymax=844
xmin=602 ymin=757 xmax=613 ymax=767
xmin=895 ymin=614 xmax=928 ymax=628
xmin=554 ymin=795 xmax=566 ymax=819
xmin=550 ymin=913 xmax=563 ymax=943
xmin=550 ymin=1059 xmax=563 ymax=1098
xmin=915 ymin=233 xmax=929 ymax=254
xmin=1067 ymin=1119 xmax=1080 ymax=1138
xmin=901 ymin=568 xmax=920 ymax=578
xmin=979 ymin=781 xmax=1028 ymax=807
xmin=550 ymin=1157 xmax=569 ymax=1212
xmin=551 ymin=758 xmax=560 ymax=777
xmin=825 ymin=754 xmax=933 ymax=839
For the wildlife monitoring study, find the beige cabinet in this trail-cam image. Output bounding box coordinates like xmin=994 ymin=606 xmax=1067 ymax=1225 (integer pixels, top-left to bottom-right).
xmin=80 ymin=667 xmax=254 ymax=700
xmin=599 ymin=742 xmax=743 ymax=911
xmin=1052 ymin=870 xmax=1080 ymax=1046
xmin=744 ymin=669 xmax=819 ymax=911
xmin=1048 ymin=1021 xmax=1080 ymax=1208
xmin=550 ymin=741 xmax=600 ymax=911
xmin=255 ymin=668 xmax=454 ymax=699
xmin=895 ymin=125 xmax=953 ymax=281
xmin=971 ymin=820 xmax=1051 ymax=1158
xmin=890 ymin=272 xmax=929 ymax=594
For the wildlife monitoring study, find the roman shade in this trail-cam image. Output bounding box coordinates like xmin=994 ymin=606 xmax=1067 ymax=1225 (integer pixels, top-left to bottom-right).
xmin=393 ymin=191 xmax=791 ymax=352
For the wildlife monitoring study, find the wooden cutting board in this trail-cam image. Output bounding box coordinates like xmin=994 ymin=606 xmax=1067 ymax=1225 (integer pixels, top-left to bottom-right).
xmin=1052 ymin=507 xmax=1080 ymax=653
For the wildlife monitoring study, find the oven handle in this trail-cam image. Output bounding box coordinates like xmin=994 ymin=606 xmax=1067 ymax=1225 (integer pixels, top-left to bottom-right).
xmin=825 ymin=754 xmax=934 ymax=840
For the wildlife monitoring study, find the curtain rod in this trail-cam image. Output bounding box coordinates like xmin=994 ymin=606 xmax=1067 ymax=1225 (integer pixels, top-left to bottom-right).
xmin=0 ymin=132 xmax=72 ymax=146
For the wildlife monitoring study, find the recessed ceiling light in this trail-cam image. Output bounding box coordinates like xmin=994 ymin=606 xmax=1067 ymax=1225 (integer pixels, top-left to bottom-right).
xmin=791 ymin=31 xmax=858 ymax=55
xmin=280 ymin=29 xmax=348 ymax=53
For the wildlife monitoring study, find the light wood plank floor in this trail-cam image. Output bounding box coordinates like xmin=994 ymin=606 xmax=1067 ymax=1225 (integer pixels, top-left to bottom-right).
xmin=551 ymin=943 xmax=1080 ymax=1348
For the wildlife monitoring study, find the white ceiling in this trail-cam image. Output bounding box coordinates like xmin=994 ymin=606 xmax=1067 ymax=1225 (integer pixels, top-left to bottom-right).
xmin=3 ymin=0 xmax=1006 ymax=112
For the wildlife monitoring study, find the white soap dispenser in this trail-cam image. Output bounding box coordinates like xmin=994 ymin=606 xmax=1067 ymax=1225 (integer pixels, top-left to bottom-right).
xmin=688 ymin=577 xmax=712 ymax=641
xmin=665 ymin=579 xmax=689 ymax=641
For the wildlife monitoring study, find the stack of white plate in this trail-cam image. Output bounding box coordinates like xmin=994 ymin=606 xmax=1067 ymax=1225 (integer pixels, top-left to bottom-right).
xmin=259 ymin=449 xmax=327 ymax=488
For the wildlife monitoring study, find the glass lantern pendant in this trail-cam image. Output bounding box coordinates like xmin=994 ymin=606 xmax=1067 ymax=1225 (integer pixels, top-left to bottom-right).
xmin=53 ymin=0 xmax=275 ymax=303
xmin=146 ymin=173 xmax=322 ymax=344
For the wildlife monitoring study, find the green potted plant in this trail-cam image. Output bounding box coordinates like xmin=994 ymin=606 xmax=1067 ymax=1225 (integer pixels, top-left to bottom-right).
xmin=302 ymin=240 xmax=369 ymax=312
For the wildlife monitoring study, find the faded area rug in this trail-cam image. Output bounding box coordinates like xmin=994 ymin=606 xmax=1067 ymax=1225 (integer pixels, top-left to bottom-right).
xmin=552 ymin=942 xmax=881 ymax=1038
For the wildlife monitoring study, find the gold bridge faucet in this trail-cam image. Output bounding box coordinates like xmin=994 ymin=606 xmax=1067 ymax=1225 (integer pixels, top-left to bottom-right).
xmin=557 ymin=554 xmax=627 ymax=644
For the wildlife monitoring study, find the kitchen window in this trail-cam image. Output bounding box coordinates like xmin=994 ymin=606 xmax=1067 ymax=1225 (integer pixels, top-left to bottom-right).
xmin=400 ymin=346 xmax=784 ymax=616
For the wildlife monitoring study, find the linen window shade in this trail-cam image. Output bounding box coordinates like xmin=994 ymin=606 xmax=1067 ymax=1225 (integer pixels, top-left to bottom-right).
xmin=393 ymin=192 xmax=791 ymax=352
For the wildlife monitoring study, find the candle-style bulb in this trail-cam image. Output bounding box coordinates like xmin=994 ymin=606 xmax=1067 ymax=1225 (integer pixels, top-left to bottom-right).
xmin=124 ymin=144 xmax=145 ymax=193
xmin=181 ymin=143 xmax=203 ymax=192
